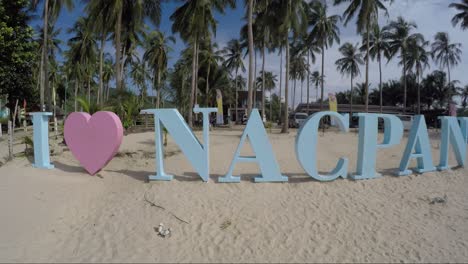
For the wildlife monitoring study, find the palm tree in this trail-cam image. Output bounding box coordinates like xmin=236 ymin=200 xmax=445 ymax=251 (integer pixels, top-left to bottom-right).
xmin=335 ymin=42 xmax=364 ymax=118
xmin=67 ymin=17 xmax=97 ymax=104
xmin=130 ymin=58 xmax=150 ymax=102
xmin=200 ymin=42 xmax=224 ymax=106
xmin=384 ymin=16 xmax=423 ymax=112
xmin=308 ymin=1 xmax=340 ymax=111
xmin=223 ymin=39 xmax=246 ymax=123
xmin=257 ymin=71 xmax=277 ymax=121
xmin=310 ymin=70 xmax=322 ymax=103
xmin=431 ymin=32 xmax=462 ymax=85
xmin=84 ymin=1 xmax=114 ymax=105
xmin=143 ymin=31 xmax=175 ymax=108
xmin=31 ymin=0 xmax=74 ymax=111
xmin=459 ymin=85 xmax=468 ymax=109
xmin=450 ymin=0 xmax=468 ymax=30
xmin=405 ymin=38 xmax=430 ymax=114
xmin=85 ymin=0 xmax=161 ymax=92
xmin=102 ymin=55 xmax=114 ymax=101
xmin=334 ymin=0 xmax=392 ymax=112
xmin=247 ymin=0 xmax=255 ymax=116
xmin=289 ymin=49 xmax=307 ymax=110
xmin=361 ymin=23 xmax=390 ymax=113
xmin=264 ymin=0 xmax=307 ymax=133
xmin=171 ymin=0 xmax=235 ymax=127
xmin=431 ymin=32 xmax=462 ymax=108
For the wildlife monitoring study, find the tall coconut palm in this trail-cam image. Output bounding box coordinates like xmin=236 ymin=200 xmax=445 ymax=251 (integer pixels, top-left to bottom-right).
xmin=85 ymin=0 xmax=161 ymax=92
xmin=223 ymin=39 xmax=246 ymax=123
xmin=405 ymin=38 xmax=430 ymax=114
xmin=335 ymin=42 xmax=364 ymax=118
xmin=431 ymin=32 xmax=462 ymax=85
xmin=289 ymin=49 xmax=307 ymax=110
xmin=459 ymin=85 xmax=468 ymax=109
xmin=361 ymin=23 xmax=390 ymax=113
xmin=102 ymin=55 xmax=114 ymax=101
xmin=67 ymin=17 xmax=97 ymax=104
xmin=143 ymin=31 xmax=175 ymax=108
xmin=31 ymin=0 xmax=74 ymax=111
xmin=333 ymin=0 xmax=392 ymax=112
xmin=84 ymin=1 xmax=113 ymax=105
xmin=171 ymin=0 xmax=235 ymax=127
xmin=450 ymin=0 xmax=468 ymax=30
xmin=200 ymin=42 xmax=224 ymax=106
xmin=130 ymin=58 xmax=150 ymax=102
xmin=257 ymin=71 xmax=277 ymax=121
xmin=384 ymin=16 xmax=423 ymax=112
xmin=431 ymin=32 xmax=462 ymax=107
xmin=310 ymin=70 xmax=322 ymax=103
xmin=247 ymin=0 xmax=255 ymax=116
xmin=308 ymin=1 xmax=340 ymax=111
xmin=270 ymin=0 xmax=308 ymax=133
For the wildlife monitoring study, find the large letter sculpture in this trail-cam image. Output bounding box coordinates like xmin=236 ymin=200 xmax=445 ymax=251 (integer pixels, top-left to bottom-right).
xmin=398 ymin=115 xmax=436 ymax=176
xmin=352 ymin=113 xmax=403 ymax=180
xmin=31 ymin=112 xmax=54 ymax=169
xmin=296 ymin=111 xmax=349 ymax=181
xmin=145 ymin=108 xmax=217 ymax=182
xmin=64 ymin=112 xmax=123 ymax=175
xmin=219 ymin=109 xmax=287 ymax=183
xmin=437 ymin=116 xmax=467 ymax=170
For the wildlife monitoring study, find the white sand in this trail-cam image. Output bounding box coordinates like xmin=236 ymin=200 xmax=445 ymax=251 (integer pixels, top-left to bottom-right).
xmin=0 ymin=128 xmax=467 ymax=263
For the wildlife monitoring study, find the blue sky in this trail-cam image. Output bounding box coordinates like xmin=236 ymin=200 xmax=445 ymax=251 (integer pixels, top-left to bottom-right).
xmin=29 ymin=0 xmax=468 ymax=106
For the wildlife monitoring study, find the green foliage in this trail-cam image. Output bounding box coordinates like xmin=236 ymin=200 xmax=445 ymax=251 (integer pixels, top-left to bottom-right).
xmin=76 ymin=96 xmax=113 ymax=114
xmin=113 ymin=93 xmax=142 ymax=129
xmin=0 ymin=0 xmax=38 ymax=109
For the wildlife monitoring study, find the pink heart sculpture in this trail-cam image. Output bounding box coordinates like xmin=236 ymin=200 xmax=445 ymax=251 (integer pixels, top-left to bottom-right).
xmin=64 ymin=111 xmax=123 ymax=175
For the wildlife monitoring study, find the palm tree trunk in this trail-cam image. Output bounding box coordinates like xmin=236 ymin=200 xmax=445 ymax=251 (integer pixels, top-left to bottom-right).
xmin=320 ymin=45 xmax=325 ymax=111
xmin=87 ymin=78 xmax=91 ymax=103
xmin=235 ymin=67 xmax=239 ymax=123
xmin=350 ymin=72 xmax=354 ymax=122
xmin=41 ymin=0 xmax=49 ymax=112
xmin=269 ymin=90 xmax=273 ymax=122
xmin=364 ymin=23 xmax=370 ymax=113
xmin=281 ymin=35 xmax=290 ymax=133
xmin=300 ymin=78 xmax=303 ymax=105
xmin=307 ymin=51 xmax=310 ymax=115
xmin=261 ymin=45 xmax=266 ymax=121
xmin=253 ymin=50 xmax=257 ymax=108
xmin=447 ymin=63 xmax=452 ymax=106
xmin=157 ymin=70 xmax=161 ymax=108
xmin=379 ymin=54 xmax=383 ymax=113
xmin=188 ymin=39 xmax=198 ymax=127
xmin=205 ymin=63 xmax=210 ymax=106
xmin=247 ymin=0 xmax=254 ymax=116
xmin=417 ymin=71 xmax=421 ymax=115
xmin=403 ymin=51 xmax=407 ymax=113
xmin=120 ymin=46 xmax=126 ymax=90
xmin=293 ymin=79 xmax=296 ymax=111
xmin=74 ymin=81 xmax=78 ymax=112
xmin=316 ymin=83 xmax=318 ymax=102
xmin=279 ymin=47 xmax=283 ymax=123
xmin=98 ymin=33 xmax=105 ymax=105
xmin=115 ymin=6 xmax=123 ymax=91
xmin=447 ymin=63 xmax=451 ymax=84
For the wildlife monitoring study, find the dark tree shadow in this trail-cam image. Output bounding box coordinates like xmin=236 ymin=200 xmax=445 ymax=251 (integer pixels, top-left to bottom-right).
xmin=54 ymin=161 xmax=87 ymax=174
xmin=105 ymin=169 xmax=151 ymax=183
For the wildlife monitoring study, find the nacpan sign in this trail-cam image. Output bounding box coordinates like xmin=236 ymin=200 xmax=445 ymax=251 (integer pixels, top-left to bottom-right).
xmin=29 ymin=108 xmax=468 ymax=183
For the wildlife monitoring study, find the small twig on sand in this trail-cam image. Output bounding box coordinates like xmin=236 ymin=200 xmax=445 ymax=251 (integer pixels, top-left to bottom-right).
xmin=143 ymin=194 xmax=190 ymax=224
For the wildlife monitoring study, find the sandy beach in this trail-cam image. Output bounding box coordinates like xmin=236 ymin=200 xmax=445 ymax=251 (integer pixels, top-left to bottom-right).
xmin=0 ymin=127 xmax=467 ymax=263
